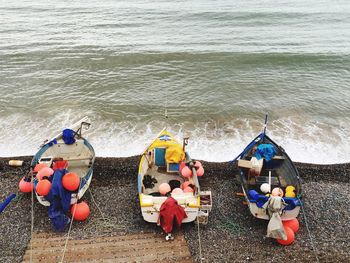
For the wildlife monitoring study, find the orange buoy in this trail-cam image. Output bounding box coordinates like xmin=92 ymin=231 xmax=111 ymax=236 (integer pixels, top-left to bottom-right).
xmin=37 ymin=167 xmax=54 ymax=180
xmin=62 ymin=172 xmax=80 ymax=191
xmin=183 ymin=186 xmax=194 ymax=193
xmin=36 ymin=179 xmax=51 ymax=196
xmin=277 ymin=226 xmax=295 ymax=246
xmin=33 ymin=163 xmax=49 ymax=173
xmin=283 ymin=218 xmax=299 ymax=233
xmin=196 ymin=166 xmax=204 ymax=177
xmin=172 ymin=188 xmax=183 ymax=194
xmin=159 ymin=183 xmax=171 ymax=195
xmin=19 ymin=177 xmax=33 ymax=193
xmin=181 ymin=166 xmax=192 ymax=178
xmin=71 ymin=201 xmax=90 ymax=221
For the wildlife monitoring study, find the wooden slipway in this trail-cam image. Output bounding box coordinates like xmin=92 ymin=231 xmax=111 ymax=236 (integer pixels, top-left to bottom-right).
xmin=22 ymin=232 xmax=193 ymax=263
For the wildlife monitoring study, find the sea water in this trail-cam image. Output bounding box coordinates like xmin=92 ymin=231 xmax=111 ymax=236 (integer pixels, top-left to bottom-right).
xmin=0 ymin=0 xmax=349 ymax=164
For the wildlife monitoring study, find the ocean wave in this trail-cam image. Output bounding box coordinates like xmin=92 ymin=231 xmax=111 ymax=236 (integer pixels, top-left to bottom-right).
xmin=0 ymin=113 xmax=349 ymax=164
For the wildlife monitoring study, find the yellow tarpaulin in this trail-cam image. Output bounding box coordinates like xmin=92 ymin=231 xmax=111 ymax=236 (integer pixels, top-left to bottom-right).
xmin=165 ymin=145 xmax=185 ymax=163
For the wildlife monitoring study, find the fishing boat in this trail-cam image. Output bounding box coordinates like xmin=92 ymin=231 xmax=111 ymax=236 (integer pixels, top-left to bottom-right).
xmin=138 ymin=128 xmax=212 ymax=234
xmin=31 ymin=117 xmax=95 ymax=206
xmin=232 ymin=116 xmax=302 ymax=242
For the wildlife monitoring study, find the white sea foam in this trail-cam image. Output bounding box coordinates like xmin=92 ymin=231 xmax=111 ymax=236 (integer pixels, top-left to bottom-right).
xmin=0 ymin=113 xmax=349 ymax=164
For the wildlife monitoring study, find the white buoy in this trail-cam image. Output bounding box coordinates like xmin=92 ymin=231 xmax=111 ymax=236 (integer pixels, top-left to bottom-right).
xmin=9 ymin=160 xmax=23 ymax=167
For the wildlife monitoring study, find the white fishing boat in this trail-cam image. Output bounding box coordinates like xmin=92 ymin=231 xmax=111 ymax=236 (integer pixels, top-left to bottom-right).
xmin=138 ymin=128 xmax=212 ymax=226
xmin=31 ymin=117 xmax=95 ymax=206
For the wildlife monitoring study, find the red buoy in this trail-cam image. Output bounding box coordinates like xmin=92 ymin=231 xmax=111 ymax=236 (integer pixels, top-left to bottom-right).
xmin=71 ymin=201 xmax=90 ymax=221
xmin=277 ymin=226 xmax=295 ymax=246
xmin=36 ymin=179 xmax=51 ymax=196
xmin=62 ymin=172 xmax=80 ymax=191
xmin=283 ymin=218 xmax=300 ymax=233
xmin=19 ymin=177 xmax=33 ymax=193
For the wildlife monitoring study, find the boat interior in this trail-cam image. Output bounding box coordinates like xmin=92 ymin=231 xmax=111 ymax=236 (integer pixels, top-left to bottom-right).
xmin=38 ymin=139 xmax=94 ymax=179
xmin=140 ymin=147 xmax=195 ymax=196
xmin=238 ymin=142 xmax=299 ymax=195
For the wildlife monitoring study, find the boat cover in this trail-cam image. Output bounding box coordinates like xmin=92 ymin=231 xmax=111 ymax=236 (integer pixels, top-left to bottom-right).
xmin=255 ymin=144 xmax=277 ymax=162
xmin=46 ymin=169 xmax=71 ymax=231
xmin=158 ymin=197 xmax=187 ymax=233
xmin=165 ymin=145 xmax=185 ymax=163
xmin=263 ymin=196 xmax=287 ymax=240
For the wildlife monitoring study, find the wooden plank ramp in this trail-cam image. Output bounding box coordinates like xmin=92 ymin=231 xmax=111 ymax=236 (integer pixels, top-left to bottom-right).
xmin=22 ymin=232 xmax=193 ymax=263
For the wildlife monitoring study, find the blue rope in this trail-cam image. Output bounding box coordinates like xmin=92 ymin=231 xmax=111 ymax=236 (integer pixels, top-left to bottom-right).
xmin=0 ymin=193 xmax=16 ymax=214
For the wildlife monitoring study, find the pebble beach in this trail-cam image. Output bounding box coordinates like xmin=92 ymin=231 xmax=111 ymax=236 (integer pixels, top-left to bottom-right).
xmin=0 ymin=156 xmax=349 ymax=263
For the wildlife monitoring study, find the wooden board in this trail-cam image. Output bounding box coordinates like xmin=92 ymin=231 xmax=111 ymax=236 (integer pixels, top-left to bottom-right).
xmin=22 ymin=232 xmax=193 ymax=263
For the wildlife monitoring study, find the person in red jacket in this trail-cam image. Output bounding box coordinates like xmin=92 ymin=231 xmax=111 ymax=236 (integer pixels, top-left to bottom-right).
xmin=157 ymin=193 xmax=187 ymax=241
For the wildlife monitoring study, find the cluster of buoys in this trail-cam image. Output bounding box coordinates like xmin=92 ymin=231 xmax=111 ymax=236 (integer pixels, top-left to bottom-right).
xmin=158 ymin=181 xmax=195 ymax=195
xmin=19 ymin=163 xmax=81 ymax=199
xmin=260 ymin=184 xmax=296 ymax=198
xmin=33 ymin=164 xmax=54 ymax=196
xmin=277 ymin=218 xmax=299 ymax=245
xmin=180 ymin=161 xmax=204 ymax=178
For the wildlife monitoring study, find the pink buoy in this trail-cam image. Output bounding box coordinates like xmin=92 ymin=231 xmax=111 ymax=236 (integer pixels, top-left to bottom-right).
xmin=33 ymin=163 xmax=49 ymax=173
xmin=19 ymin=177 xmax=33 ymax=193
xmin=271 ymin=187 xmax=284 ymax=197
xmin=183 ymin=186 xmax=194 ymax=193
xmin=172 ymin=188 xmax=183 ymax=194
xmin=283 ymin=218 xmax=299 ymax=233
xmin=194 ymin=161 xmax=202 ymax=169
xmin=196 ymin=166 xmax=204 ymax=177
xmin=37 ymin=167 xmax=54 ymax=180
xmin=159 ymin=183 xmax=171 ymax=195
xmin=181 ymin=181 xmax=192 ymax=190
xmin=179 ymin=161 xmax=186 ymax=172
xmin=181 ymin=166 xmax=192 ymax=178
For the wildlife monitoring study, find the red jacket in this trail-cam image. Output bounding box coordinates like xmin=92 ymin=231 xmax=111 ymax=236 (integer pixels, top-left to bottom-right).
xmin=158 ymin=197 xmax=187 ymax=233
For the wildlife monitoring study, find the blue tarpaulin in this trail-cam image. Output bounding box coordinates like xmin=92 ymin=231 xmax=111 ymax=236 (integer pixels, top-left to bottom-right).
xmin=255 ymin=144 xmax=276 ymax=162
xmin=46 ymin=169 xmax=71 ymax=231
